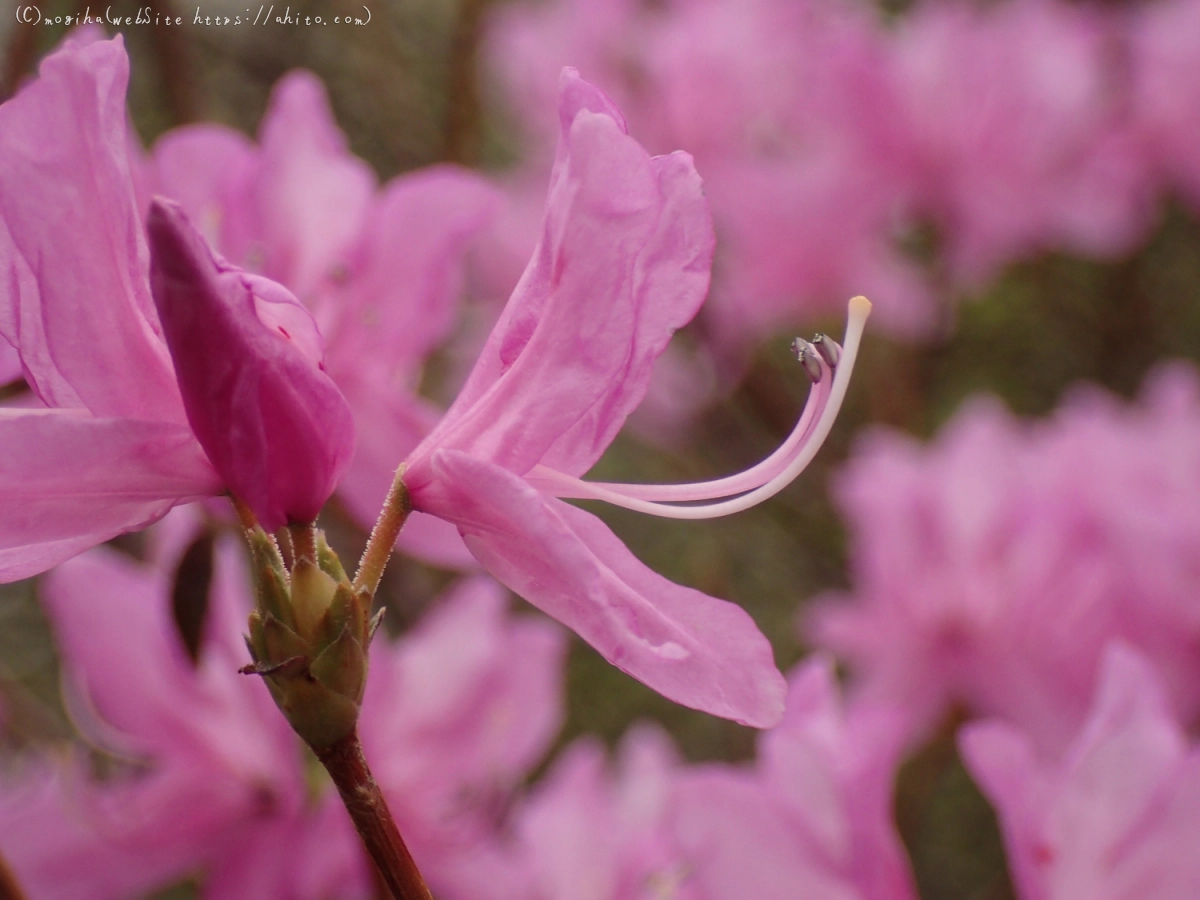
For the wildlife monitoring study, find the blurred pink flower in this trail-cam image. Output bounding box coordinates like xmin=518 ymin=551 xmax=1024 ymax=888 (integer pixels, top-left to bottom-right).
xmin=400 ymin=69 xmax=791 ymax=728
xmin=809 ymin=364 xmax=1200 ymax=753
xmin=484 ymin=0 xmax=644 ymax=157
xmin=0 ymin=34 xmax=222 ymax=581
xmin=1129 ymin=0 xmax=1200 ymax=214
xmin=148 ymin=70 xmax=499 ymax=568
xmin=360 ymin=577 xmax=569 ymax=890
xmin=484 ymin=0 xmax=932 ymax=351
xmin=645 ymin=0 xmax=932 ymax=344
xmin=892 ymin=0 xmax=1154 ymax=286
xmin=673 ymin=656 xmax=917 ymax=900
xmin=0 ymin=511 xmax=568 ymax=898
xmin=436 ymin=724 xmax=692 ymax=900
xmin=0 ymin=512 xmax=368 ymax=900
xmin=961 ymin=643 xmax=1200 ymax=900
xmin=0 ymin=759 xmax=197 ymax=900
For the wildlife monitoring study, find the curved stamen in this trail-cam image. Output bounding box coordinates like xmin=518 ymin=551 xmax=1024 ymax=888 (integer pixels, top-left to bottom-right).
xmin=531 ymin=296 xmax=871 ymax=519
xmin=531 ymin=366 xmax=831 ymax=502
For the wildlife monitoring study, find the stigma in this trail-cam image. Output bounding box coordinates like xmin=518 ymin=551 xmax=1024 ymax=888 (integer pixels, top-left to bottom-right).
xmin=527 ymin=296 xmax=872 ymax=519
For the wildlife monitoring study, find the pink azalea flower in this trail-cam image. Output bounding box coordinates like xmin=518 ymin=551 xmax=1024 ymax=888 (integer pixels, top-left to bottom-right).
xmin=0 ymin=34 xmax=223 ymax=581
xmin=0 ymin=33 xmax=495 ymax=576
xmin=961 ymin=643 xmax=1200 ymax=900
xmin=148 ymin=70 xmax=499 ymax=568
xmin=0 ymin=510 xmax=568 ymax=898
xmin=673 ymin=656 xmax=917 ymax=900
xmin=809 ymin=364 xmax=1200 ymax=753
xmin=1129 ymin=0 xmax=1200 ymax=214
xmin=400 ymin=68 xmax=873 ymax=727
xmin=891 ymin=0 xmax=1154 ymax=286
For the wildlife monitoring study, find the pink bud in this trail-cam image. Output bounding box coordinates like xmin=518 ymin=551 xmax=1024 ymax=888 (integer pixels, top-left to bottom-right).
xmin=147 ymin=197 xmax=355 ymax=531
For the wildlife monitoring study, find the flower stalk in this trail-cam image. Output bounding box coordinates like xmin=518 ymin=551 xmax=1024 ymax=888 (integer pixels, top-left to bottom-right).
xmin=354 ymin=466 xmax=412 ymax=598
xmin=234 ymin=480 xmax=425 ymax=898
xmin=315 ymin=730 xmax=434 ymax=900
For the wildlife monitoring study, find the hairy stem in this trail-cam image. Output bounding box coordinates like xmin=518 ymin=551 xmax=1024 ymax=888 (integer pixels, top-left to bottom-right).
xmin=353 ymin=466 xmax=411 ymax=598
xmin=315 ymin=731 xmax=433 ymax=900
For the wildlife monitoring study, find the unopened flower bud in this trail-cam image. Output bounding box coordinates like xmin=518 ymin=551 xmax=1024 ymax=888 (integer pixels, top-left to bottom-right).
xmin=243 ymin=525 xmax=374 ymax=750
xmin=147 ymin=198 xmax=355 ymax=532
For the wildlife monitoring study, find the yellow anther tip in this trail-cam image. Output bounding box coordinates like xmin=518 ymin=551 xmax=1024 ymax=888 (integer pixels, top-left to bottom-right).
xmin=849 ymin=295 xmax=872 ymax=317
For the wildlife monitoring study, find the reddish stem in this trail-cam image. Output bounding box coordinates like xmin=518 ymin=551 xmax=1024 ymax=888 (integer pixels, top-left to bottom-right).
xmin=315 ymin=730 xmax=433 ymax=900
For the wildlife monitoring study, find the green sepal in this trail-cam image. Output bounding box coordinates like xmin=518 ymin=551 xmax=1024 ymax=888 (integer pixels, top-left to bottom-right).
xmin=309 ymin=623 xmax=367 ymax=706
xmin=319 ymin=583 xmax=359 ymax=649
xmin=246 ymin=527 xmax=287 ymax=583
xmin=261 ymin=611 xmax=309 ymax=664
xmin=247 ymin=610 xmax=267 ymax=663
xmin=316 ymin=532 xmax=349 ymax=584
xmin=240 ymin=527 xmax=367 ymax=752
xmin=368 ymin=607 xmax=386 ymax=643
xmin=266 ymin=669 xmax=359 ymax=752
xmin=255 ymin=555 xmax=294 ymax=631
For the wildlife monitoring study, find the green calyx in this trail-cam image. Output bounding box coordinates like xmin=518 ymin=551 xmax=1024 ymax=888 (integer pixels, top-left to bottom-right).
xmin=243 ymin=525 xmax=378 ymax=752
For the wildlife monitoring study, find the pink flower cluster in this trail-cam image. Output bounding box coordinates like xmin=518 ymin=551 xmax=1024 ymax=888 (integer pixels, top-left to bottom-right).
xmin=4 ymin=10 xmax=1200 ymax=897
xmin=808 ymin=362 xmax=1200 ymax=896
xmin=12 ymin=356 xmax=1200 ymax=898
xmin=7 ymin=32 xmax=871 ymax=729
xmin=0 ymin=515 xmax=916 ymax=898
xmin=0 ymin=509 xmax=567 ymax=900
xmin=485 ymin=0 xmax=1200 ymax=344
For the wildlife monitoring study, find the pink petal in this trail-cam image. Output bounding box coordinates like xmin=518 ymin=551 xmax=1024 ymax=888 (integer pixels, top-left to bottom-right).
xmin=362 ymin=576 xmax=566 ymax=803
xmin=148 ymin=124 xmax=257 ymax=248
xmin=674 ymin=768 xmax=862 ymax=900
xmin=328 ymin=165 xmax=499 ymax=376
xmin=0 ymin=335 xmax=21 ymax=386
xmin=961 ymin=644 xmax=1193 ymax=900
xmin=0 ymin=762 xmax=192 ymax=900
xmin=419 ymin=449 xmax=786 ymax=727
xmin=407 ymin=70 xmax=714 ymax=486
xmin=518 ymin=739 xmax=621 ymax=900
xmin=44 ymin=546 xmax=210 ymax=755
xmin=251 ymin=70 xmax=376 ymax=299
xmin=0 ymin=410 xmax=219 ymax=582
xmin=0 ymin=35 xmax=183 ymax=422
